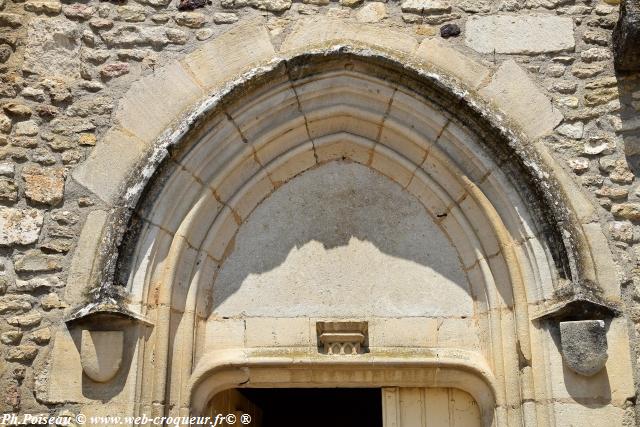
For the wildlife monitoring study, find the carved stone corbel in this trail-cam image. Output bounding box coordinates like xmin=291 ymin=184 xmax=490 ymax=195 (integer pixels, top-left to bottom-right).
xmin=65 ymin=300 xmax=153 ymax=383
xmin=533 ymin=296 xmax=620 ymax=376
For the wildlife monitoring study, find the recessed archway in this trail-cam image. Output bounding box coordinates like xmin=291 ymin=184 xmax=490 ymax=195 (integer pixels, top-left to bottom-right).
xmin=112 ymin=57 xmax=567 ymax=426
xmin=57 ymin=20 xmax=633 ymax=426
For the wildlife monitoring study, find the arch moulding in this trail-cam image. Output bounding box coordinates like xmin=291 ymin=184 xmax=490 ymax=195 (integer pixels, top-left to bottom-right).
xmin=48 ymin=15 xmax=633 ymax=427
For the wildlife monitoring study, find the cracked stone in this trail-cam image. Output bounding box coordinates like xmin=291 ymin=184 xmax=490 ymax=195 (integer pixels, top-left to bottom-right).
xmin=568 ymin=158 xmax=590 ymax=173
xmin=0 ymin=296 xmax=32 ymax=314
xmin=24 ymin=0 xmax=62 ymax=14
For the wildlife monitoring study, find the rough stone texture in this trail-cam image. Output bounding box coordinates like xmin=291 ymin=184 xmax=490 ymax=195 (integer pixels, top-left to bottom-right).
xmin=13 ymin=250 xmax=62 ymax=273
xmin=560 ymin=320 xmax=609 ymax=376
xmin=23 ymin=18 xmax=81 ymax=78
xmin=613 ymin=0 xmax=640 ymax=70
xmin=0 ymin=208 xmax=44 ymax=246
xmin=22 ymin=166 xmax=65 ymax=206
xmin=465 ymin=15 xmax=575 ymax=54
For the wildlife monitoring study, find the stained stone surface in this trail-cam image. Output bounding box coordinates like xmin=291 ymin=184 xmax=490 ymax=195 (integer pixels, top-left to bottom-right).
xmin=0 ymin=208 xmax=44 ymax=246
xmin=213 ymin=162 xmax=472 ymax=318
xmin=560 ymin=320 xmax=609 ymax=376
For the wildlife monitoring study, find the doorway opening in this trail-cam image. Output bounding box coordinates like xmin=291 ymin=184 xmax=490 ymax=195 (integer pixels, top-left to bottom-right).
xmin=209 ymin=388 xmax=382 ymax=427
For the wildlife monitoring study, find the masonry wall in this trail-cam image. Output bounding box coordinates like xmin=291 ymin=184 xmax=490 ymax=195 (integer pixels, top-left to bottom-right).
xmin=0 ymin=0 xmax=639 ymax=422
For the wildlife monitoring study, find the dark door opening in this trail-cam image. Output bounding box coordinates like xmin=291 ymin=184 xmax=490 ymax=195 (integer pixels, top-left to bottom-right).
xmin=211 ymin=388 xmax=383 ymax=427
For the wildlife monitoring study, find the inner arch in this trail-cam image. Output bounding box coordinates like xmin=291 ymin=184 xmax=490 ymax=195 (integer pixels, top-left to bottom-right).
xmin=213 ymin=161 xmax=471 ymax=318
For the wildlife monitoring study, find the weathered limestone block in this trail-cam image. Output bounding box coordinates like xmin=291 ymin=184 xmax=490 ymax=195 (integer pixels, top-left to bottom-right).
xmin=581 ymin=47 xmax=611 ymax=63
xmin=0 ymin=208 xmax=44 ymax=246
xmin=212 ymin=12 xmax=238 ymax=24
xmin=13 ymin=250 xmax=63 ymax=273
xmin=22 ymin=166 xmax=65 ymax=206
xmin=480 ymin=60 xmax=563 ymax=139
xmin=14 ymin=120 xmax=38 ymax=137
xmin=613 ymin=0 xmax=640 ymax=70
xmin=356 ymin=2 xmax=387 ymax=23
xmin=174 ymin=12 xmax=207 ymax=28
xmin=7 ymin=312 xmax=42 ymax=328
xmin=400 ymin=0 xmax=450 ymax=14
xmin=560 ymin=320 xmax=608 ymax=376
xmin=100 ymin=62 xmax=129 ymax=80
xmin=0 ymin=113 xmax=10 ymax=133
xmin=0 ymin=331 xmax=22 ymax=345
xmin=0 ymin=179 xmax=18 ymax=202
xmin=41 ymin=292 xmax=67 ymax=310
xmin=29 ymin=327 xmax=51 ymax=345
xmin=6 ymin=345 xmax=38 ymax=362
xmin=416 ymin=38 xmax=491 ymax=89
xmin=0 ymin=13 xmax=22 ymax=27
xmin=220 ymin=0 xmax=291 ymax=11
xmin=24 ymin=0 xmax=62 ymax=14
xmin=184 ymin=22 xmax=275 ymax=90
xmin=62 ymin=4 xmax=94 ymax=19
xmin=281 ymin=17 xmax=418 ymax=56
xmin=465 ymin=15 xmax=575 ymax=54
xmin=23 ymin=18 xmax=81 ymax=78
xmin=612 ymin=202 xmax=640 ymax=220
xmin=0 ymin=295 xmax=32 ymax=314
xmin=14 ymin=275 xmax=64 ymax=292
xmin=116 ymin=5 xmax=146 ymax=22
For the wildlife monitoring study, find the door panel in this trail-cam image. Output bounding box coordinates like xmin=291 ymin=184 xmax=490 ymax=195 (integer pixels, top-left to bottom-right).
xmin=383 ymin=387 xmax=481 ymax=427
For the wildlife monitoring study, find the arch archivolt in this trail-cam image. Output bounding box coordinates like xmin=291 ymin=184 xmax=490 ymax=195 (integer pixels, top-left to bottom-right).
xmin=52 ymin=15 xmax=635 ymax=427
xmin=121 ymin=61 xmax=557 ymax=425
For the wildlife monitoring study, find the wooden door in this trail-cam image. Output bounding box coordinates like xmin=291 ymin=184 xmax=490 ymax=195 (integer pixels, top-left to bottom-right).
xmin=382 ymin=387 xmax=481 ymax=427
xmin=208 ymin=388 xmax=263 ymax=427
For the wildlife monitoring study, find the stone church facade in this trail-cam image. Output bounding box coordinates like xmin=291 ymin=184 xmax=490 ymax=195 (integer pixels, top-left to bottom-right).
xmin=1 ymin=0 xmax=640 ymax=424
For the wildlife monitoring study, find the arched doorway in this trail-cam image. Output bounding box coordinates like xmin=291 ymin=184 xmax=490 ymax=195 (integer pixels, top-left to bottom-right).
xmin=118 ymin=56 xmax=572 ymax=426
xmin=57 ymin=28 xmax=634 ymax=426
